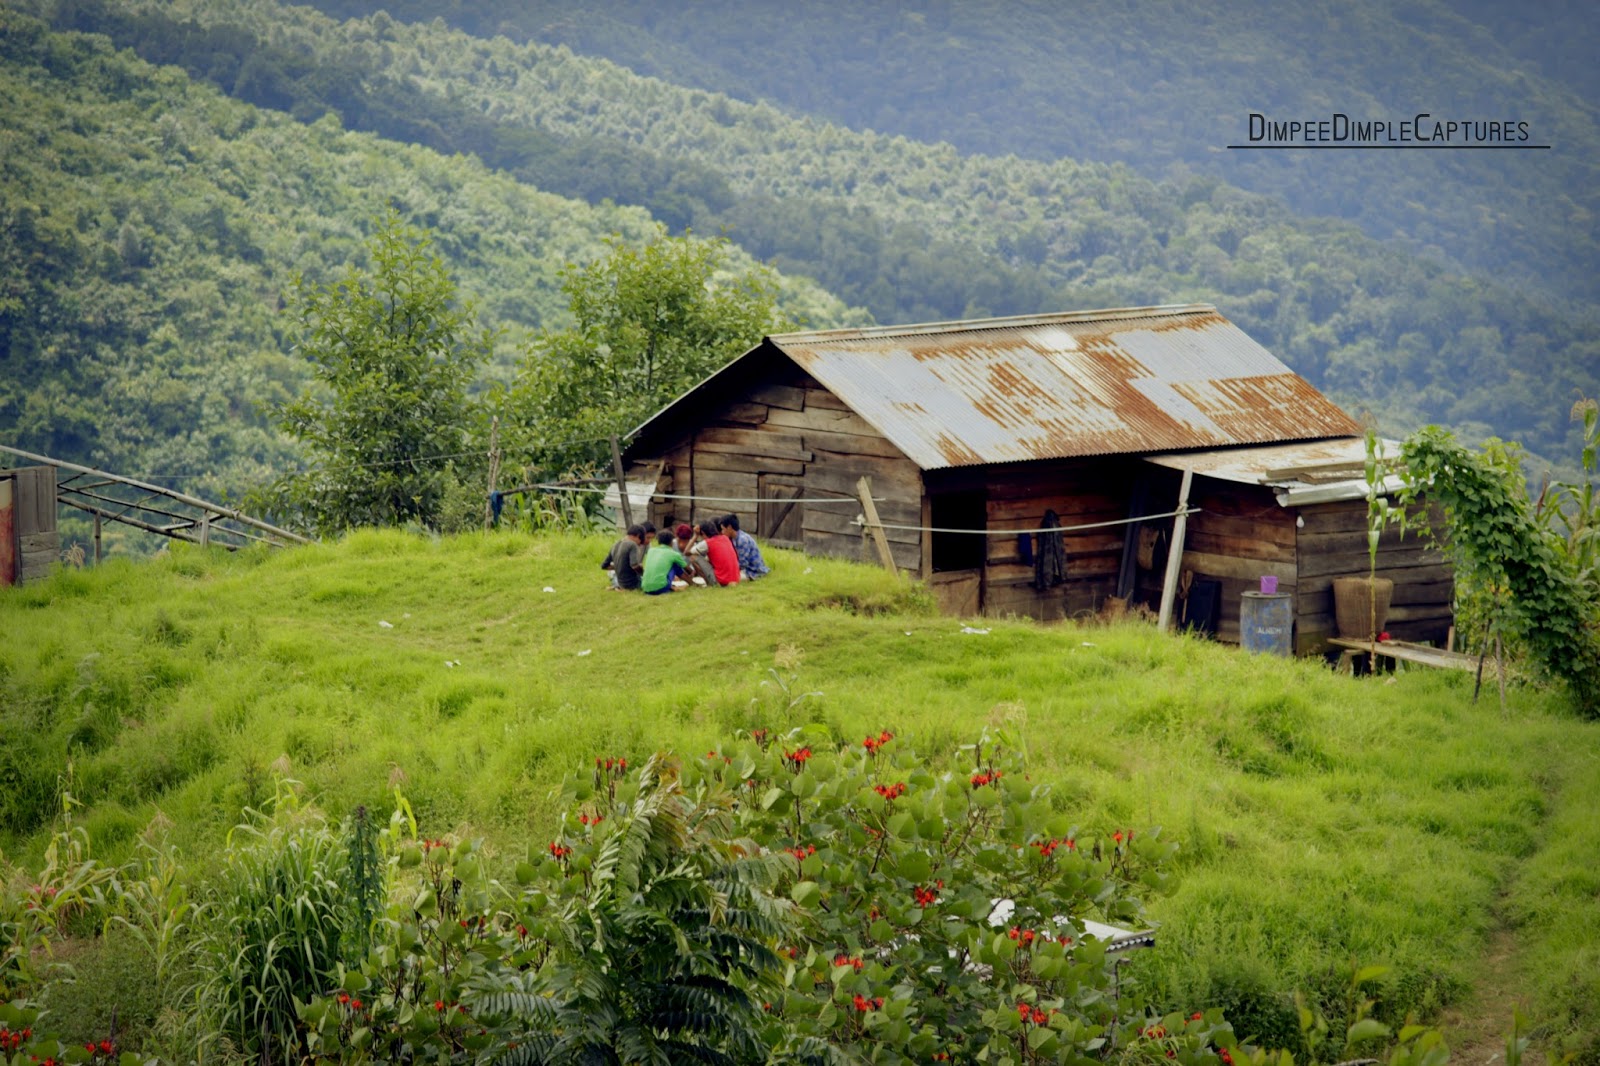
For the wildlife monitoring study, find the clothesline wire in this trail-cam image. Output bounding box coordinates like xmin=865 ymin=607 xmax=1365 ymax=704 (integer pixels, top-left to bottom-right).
xmin=853 ymin=506 xmax=1202 ymax=536
xmin=523 ymin=482 xmax=880 ymax=506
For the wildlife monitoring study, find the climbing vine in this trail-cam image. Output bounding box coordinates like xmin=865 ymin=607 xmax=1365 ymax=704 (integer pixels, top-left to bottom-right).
xmin=1398 ymin=423 xmax=1600 ymax=718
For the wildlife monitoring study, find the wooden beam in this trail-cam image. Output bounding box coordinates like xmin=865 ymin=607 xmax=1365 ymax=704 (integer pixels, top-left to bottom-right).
xmin=1157 ymin=467 xmax=1193 ymax=632
xmin=857 ymin=476 xmax=899 ymax=574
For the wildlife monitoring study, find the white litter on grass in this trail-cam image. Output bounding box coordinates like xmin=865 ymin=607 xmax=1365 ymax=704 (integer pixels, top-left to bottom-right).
xmin=378 ymin=620 xmax=394 ymax=628
xmin=740 ymin=650 xmax=749 ymax=655
xmin=905 ymin=631 xmax=914 ymax=636
xmin=960 ymin=626 xmax=991 ymax=635
xmin=577 ymin=649 xmax=592 ymax=657
xmin=542 ymin=586 xmax=555 ymax=593
xmin=1081 ymin=641 xmax=1096 ymax=647
xmin=444 ymin=660 xmax=456 ymax=668
xmin=803 ymin=567 xmax=813 ymax=574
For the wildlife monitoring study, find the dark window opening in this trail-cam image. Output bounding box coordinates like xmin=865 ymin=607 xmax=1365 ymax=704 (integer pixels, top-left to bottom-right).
xmin=931 ymin=491 xmax=985 ymax=572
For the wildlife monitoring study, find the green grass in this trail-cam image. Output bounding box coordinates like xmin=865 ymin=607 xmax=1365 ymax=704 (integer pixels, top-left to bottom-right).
xmin=3 ymin=529 xmax=1598 ymax=1054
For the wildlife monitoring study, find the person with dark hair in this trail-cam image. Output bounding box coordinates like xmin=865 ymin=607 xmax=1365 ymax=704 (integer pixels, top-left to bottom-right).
xmin=719 ymin=513 xmax=769 ymax=580
xmin=699 ymin=518 xmax=740 ymax=586
xmin=641 ymin=529 xmax=689 ymax=595
xmin=603 ymin=524 xmax=647 ymax=591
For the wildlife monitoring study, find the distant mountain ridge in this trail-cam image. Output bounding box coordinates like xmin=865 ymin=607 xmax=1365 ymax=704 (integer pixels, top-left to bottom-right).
xmin=307 ymin=0 xmax=1600 ymax=308
xmin=66 ymin=0 xmax=1596 ymax=470
xmin=0 ymin=8 xmax=861 ymax=504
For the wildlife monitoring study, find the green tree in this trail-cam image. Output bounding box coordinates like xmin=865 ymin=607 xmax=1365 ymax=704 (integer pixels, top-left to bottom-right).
xmin=274 ymin=210 xmax=491 ymax=535
xmin=515 ymin=228 xmax=792 ymax=473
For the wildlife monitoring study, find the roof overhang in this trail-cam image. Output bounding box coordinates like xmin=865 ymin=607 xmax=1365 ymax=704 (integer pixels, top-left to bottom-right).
xmin=1144 ymin=436 xmax=1406 ymax=506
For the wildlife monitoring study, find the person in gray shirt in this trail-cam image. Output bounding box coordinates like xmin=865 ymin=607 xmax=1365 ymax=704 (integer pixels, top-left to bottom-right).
xmin=603 ymin=525 xmax=646 ymax=590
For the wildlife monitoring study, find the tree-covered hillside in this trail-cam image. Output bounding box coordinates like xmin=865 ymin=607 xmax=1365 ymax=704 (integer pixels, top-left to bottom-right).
xmin=303 ymin=0 xmax=1600 ymax=308
xmin=0 ymin=10 xmax=862 ymax=500
xmin=48 ymin=0 xmax=1598 ymax=468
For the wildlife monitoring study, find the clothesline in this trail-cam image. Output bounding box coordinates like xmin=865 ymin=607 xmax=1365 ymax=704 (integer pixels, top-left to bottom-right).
xmin=851 ymin=506 xmax=1201 ymax=536
xmin=524 ymin=482 xmax=881 ymax=506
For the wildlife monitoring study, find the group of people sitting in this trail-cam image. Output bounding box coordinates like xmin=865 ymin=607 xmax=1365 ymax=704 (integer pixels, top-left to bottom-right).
xmin=603 ymin=513 xmax=770 ymax=595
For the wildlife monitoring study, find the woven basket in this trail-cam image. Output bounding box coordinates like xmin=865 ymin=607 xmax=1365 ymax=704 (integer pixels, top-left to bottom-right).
xmin=1333 ymin=576 xmax=1393 ymax=640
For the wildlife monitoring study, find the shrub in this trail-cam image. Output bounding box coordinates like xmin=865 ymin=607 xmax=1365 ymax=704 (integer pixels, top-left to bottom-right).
xmin=186 ymin=790 xmax=349 ymax=1063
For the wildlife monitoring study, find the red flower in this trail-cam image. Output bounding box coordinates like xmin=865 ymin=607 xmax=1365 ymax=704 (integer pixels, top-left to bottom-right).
xmin=434 ymin=1000 xmax=445 ymax=1011
xmin=1192 ymin=1012 xmax=1203 ymax=1021
xmin=1113 ymin=830 xmax=1124 ymax=844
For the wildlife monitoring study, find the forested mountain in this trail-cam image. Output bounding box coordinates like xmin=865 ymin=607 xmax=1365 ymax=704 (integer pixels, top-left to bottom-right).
xmin=301 ymin=0 xmax=1600 ymax=308
xmin=34 ymin=0 xmax=1597 ymax=471
xmin=0 ymin=9 xmax=860 ymax=501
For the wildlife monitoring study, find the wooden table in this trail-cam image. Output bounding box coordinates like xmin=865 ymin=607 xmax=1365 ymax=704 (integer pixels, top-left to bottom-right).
xmin=1328 ymin=636 xmax=1498 ymax=676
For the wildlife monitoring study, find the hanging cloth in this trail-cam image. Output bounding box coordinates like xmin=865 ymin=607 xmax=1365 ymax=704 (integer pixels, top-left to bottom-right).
xmin=1016 ymin=531 xmax=1034 ymax=567
xmin=1033 ymin=509 xmax=1067 ymax=591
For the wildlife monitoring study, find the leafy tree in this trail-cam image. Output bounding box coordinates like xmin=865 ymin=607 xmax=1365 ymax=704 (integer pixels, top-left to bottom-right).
xmin=514 ymin=228 xmax=792 ymax=473
xmin=273 ymin=211 xmax=492 ymax=535
xmin=1398 ymin=422 xmax=1600 ymax=718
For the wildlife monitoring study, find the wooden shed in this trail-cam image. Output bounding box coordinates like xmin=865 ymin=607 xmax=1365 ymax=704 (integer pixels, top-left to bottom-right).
xmin=0 ymin=465 xmax=58 ymax=586
xmin=623 ymin=305 xmax=1452 ymax=654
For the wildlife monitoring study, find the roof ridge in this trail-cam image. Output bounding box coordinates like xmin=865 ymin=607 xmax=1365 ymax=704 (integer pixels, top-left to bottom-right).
xmin=767 ymin=303 xmax=1217 ymax=345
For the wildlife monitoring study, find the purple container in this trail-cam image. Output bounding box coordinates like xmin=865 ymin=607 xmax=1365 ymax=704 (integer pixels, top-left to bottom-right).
xmin=1260 ymin=575 xmax=1278 ymax=595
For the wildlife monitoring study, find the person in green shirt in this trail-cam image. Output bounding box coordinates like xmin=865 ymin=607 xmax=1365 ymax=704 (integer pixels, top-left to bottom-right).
xmin=641 ymin=530 xmax=689 ymax=595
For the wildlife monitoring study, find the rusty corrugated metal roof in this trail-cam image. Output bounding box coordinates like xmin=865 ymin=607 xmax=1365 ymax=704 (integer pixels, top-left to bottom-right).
xmin=764 ymin=305 xmax=1361 ymax=470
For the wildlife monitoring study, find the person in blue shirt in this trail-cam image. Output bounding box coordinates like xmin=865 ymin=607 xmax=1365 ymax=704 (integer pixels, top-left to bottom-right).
xmin=719 ymin=513 xmax=769 ymax=579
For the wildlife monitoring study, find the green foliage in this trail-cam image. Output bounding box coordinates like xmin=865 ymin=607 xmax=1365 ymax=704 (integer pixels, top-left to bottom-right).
xmin=0 ymin=7 xmax=861 ymax=528
xmin=185 ymin=786 xmax=350 ymax=1063
xmin=679 ymin=726 xmax=1195 ymax=1063
xmin=270 ymin=211 xmax=492 ymax=535
xmin=1399 ymin=425 xmax=1600 ymax=717
xmin=513 ymin=229 xmax=792 ymax=473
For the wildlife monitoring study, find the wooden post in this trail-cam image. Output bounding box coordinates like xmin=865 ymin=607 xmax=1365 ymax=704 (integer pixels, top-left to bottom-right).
xmin=483 ymin=416 xmax=501 ymax=531
xmin=856 ymin=476 xmax=898 ymax=574
xmin=198 ymin=511 xmax=210 ymax=548
xmin=93 ymin=512 xmax=101 ymax=565
xmin=1156 ymin=467 xmax=1193 ymax=632
xmin=1496 ymin=633 xmax=1507 ymax=714
xmin=610 ymin=435 xmax=633 ymax=529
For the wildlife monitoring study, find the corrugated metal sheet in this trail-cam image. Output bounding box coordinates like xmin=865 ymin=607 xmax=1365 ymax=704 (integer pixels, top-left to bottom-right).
xmin=765 ymin=304 xmax=1362 ymax=470
xmin=1144 ymin=437 xmax=1400 ymax=506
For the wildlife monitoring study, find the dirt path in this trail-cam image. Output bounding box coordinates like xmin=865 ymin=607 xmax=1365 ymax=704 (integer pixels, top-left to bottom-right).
xmin=1437 ymin=917 xmax=1542 ymax=1066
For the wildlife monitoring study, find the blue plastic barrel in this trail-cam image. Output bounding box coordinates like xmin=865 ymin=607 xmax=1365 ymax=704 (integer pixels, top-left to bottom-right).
xmin=1240 ymin=591 xmax=1293 ymax=656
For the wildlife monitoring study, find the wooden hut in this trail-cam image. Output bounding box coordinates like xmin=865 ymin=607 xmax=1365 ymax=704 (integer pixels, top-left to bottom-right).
xmin=623 ymin=305 xmax=1452 ymax=654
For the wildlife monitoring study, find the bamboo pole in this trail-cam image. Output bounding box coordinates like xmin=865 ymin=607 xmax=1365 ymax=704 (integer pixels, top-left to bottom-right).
xmin=0 ymin=444 xmax=310 ymax=544
xmin=609 ymin=435 xmax=633 ymax=529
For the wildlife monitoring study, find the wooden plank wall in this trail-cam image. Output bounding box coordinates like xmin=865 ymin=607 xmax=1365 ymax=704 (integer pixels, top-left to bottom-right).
xmin=970 ymin=459 xmax=1133 ymax=621
xmin=1175 ymin=480 xmax=1298 ymax=644
xmin=6 ymin=466 xmax=58 ymax=585
xmin=0 ymin=476 xmax=14 ymax=587
xmin=1295 ymin=500 xmax=1452 ymax=653
xmin=641 ymin=365 xmax=925 ymax=571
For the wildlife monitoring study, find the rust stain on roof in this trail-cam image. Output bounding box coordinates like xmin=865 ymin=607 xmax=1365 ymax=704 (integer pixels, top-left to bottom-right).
xmin=769 ymin=304 xmax=1361 ymax=470
xmin=626 ymin=305 xmax=1362 ymax=471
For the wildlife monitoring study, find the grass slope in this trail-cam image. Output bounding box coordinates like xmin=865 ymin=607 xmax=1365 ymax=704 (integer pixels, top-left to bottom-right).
xmin=2 ymin=531 xmax=1597 ymax=1053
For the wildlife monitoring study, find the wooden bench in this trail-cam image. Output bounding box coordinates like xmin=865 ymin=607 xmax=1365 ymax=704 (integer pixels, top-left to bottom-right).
xmin=1327 ymin=636 xmax=1498 ymax=676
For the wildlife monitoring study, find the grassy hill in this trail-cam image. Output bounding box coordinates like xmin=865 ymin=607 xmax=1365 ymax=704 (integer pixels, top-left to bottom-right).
xmin=3 ymin=532 xmax=1597 ymax=1056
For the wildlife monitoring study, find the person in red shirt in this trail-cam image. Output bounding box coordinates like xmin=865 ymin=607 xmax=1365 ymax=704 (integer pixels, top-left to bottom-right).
xmin=700 ymin=519 xmax=741 ymax=587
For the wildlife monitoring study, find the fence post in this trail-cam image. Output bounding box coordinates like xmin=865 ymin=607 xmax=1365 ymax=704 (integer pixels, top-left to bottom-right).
xmin=483 ymin=416 xmax=501 ymax=531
